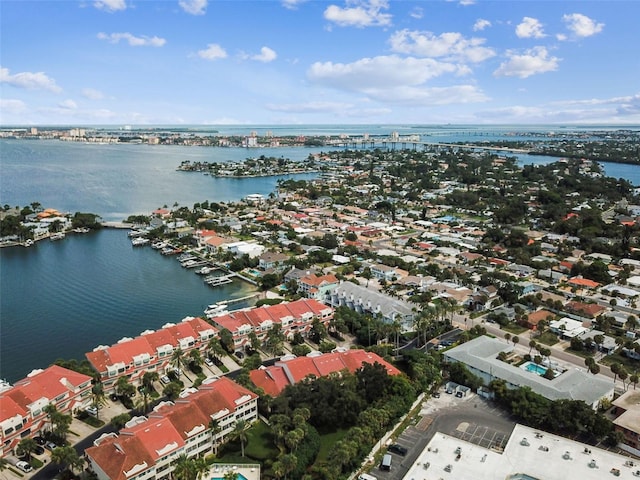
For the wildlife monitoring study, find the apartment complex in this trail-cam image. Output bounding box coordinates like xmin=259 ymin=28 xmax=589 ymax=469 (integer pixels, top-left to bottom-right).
xmin=208 ymin=299 xmax=333 ymax=352
xmin=86 ymin=317 xmax=217 ymax=393
xmin=0 ymin=365 xmax=93 ymax=457
xmin=86 ymin=377 xmax=258 ymax=480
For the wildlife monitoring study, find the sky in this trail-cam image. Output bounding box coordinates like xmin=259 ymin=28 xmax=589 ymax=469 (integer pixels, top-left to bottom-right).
xmin=1 ymin=0 xmax=639 ymax=126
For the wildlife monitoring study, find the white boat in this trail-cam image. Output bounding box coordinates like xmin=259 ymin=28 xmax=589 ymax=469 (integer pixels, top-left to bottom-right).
xmin=204 ymin=302 xmax=229 ymax=317
xmin=151 ymin=241 xmax=167 ymax=249
xmin=23 ymin=239 xmax=34 ymax=247
xmin=50 ymin=232 xmax=66 ymax=241
xmin=72 ymin=227 xmax=90 ymax=234
xmin=131 ymin=237 xmax=150 ymax=246
xmin=128 ymin=229 xmax=146 ymax=238
xmin=196 ymin=266 xmax=216 ymax=275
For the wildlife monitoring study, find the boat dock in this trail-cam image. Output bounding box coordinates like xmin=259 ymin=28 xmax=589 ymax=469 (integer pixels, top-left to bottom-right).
xmin=204 ymin=274 xmax=234 ymax=287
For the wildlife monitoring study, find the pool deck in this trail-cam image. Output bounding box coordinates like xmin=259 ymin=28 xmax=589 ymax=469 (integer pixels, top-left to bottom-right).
xmin=208 ymin=463 xmax=260 ymax=480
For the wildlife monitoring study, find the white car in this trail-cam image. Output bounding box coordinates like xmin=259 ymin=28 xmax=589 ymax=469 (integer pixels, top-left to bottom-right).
xmin=16 ymin=461 xmax=32 ymax=473
xmin=160 ymin=375 xmax=171 ymax=385
xmin=85 ymin=406 xmax=98 ymax=416
xmin=204 ymin=357 xmax=214 ymax=367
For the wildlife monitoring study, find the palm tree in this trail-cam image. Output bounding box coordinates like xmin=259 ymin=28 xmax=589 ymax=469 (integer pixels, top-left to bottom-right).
xmin=229 ymin=419 xmax=250 ymax=457
xmin=207 ymin=337 xmax=226 ymax=364
xmin=116 ymin=376 xmax=136 ymax=398
xmin=194 ymin=456 xmax=209 ymax=480
xmin=142 ymin=371 xmax=159 ymax=391
xmin=51 ymin=445 xmax=83 ymax=475
xmin=280 ymin=453 xmax=297 ymax=480
xmin=171 ymin=347 xmax=191 ymax=380
xmin=16 ymin=437 xmax=38 ymax=462
xmin=189 ymin=349 xmax=203 ymax=370
xmin=209 ymin=418 xmax=222 ymax=455
xmin=172 ymin=454 xmax=196 ymax=480
xmin=91 ymin=382 xmax=106 ymax=420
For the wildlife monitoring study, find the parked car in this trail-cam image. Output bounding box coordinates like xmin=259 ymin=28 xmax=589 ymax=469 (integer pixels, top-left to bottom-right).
xmin=160 ymin=375 xmax=171 ymax=385
xmin=388 ymin=443 xmax=408 ymax=456
xmin=85 ymin=406 xmax=98 ymax=416
xmin=45 ymin=441 xmax=57 ymax=451
xmin=34 ymin=436 xmax=46 ymax=446
xmin=33 ymin=446 xmax=45 ymax=455
xmin=204 ymin=357 xmax=214 ymax=367
xmin=15 ymin=461 xmax=32 ymax=473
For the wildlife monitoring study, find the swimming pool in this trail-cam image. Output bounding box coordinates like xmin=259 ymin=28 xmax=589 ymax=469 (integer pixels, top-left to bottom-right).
xmin=211 ymin=474 xmax=248 ymax=480
xmin=521 ymin=361 xmax=548 ymax=376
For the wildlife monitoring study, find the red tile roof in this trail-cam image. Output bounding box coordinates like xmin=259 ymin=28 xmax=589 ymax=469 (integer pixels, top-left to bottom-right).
xmin=249 ymin=349 xmax=401 ymax=397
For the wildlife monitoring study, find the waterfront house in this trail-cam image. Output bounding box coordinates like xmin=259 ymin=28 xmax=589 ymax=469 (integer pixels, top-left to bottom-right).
xmin=85 ymin=377 xmax=257 ymax=480
xmin=257 ymin=251 xmax=289 ymax=271
xmin=0 ymin=365 xmax=93 ymax=458
xmin=249 ymin=349 xmax=401 ymax=397
xmin=86 ymin=317 xmax=217 ymax=393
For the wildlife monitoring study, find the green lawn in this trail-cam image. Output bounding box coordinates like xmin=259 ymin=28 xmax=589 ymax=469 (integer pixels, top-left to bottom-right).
xmin=535 ymin=331 xmax=559 ymax=346
xmin=502 ymin=324 xmax=527 ymax=335
xmin=216 ymin=420 xmax=278 ymax=463
xmin=601 ymin=352 xmax=640 ymax=371
xmin=316 ymin=428 xmax=350 ymax=462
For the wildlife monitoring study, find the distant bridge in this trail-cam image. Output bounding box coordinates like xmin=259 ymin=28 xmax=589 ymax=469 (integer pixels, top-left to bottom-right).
xmin=327 ymin=138 xmax=531 ymax=154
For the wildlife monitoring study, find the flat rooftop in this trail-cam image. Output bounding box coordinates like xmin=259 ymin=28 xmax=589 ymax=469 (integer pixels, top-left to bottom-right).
xmin=402 ymin=424 xmax=637 ymax=480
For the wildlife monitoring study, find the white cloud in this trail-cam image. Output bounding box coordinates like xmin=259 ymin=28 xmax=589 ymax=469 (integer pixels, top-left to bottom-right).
xmin=93 ymin=0 xmax=126 ymax=12
xmin=282 ymin=0 xmax=307 ymax=9
xmin=556 ymin=33 xmax=567 ymax=42
xmin=494 ymin=46 xmax=560 ymax=78
xmin=58 ymin=99 xmax=78 ymax=109
xmin=473 ymin=19 xmax=491 ymax=32
xmin=308 ymin=55 xmax=459 ymax=91
xmin=197 ymin=44 xmax=227 ymax=60
xmin=552 ymin=93 xmax=640 ymax=116
xmin=82 ymin=88 xmax=105 ymax=100
xmin=97 ymin=32 xmax=166 ymax=47
xmin=410 ymin=7 xmax=423 ymax=19
xmin=251 ymin=47 xmax=277 ymax=63
xmin=179 ymin=0 xmax=207 ymax=16
xmin=324 ymin=0 xmax=392 ymax=28
xmin=516 ymin=17 xmax=545 ymax=39
xmin=0 ymin=99 xmax=27 ymax=114
xmin=306 ymin=55 xmax=487 ymax=106
xmin=459 ymin=0 xmax=475 ymax=5
xmin=0 ymin=67 xmax=62 ymax=93
xmin=562 ymin=13 xmax=604 ymax=38
xmin=389 ymin=29 xmax=495 ymax=63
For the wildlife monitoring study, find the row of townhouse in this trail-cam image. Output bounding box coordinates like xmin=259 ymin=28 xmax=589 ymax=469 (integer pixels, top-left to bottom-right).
xmin=249 ymin=349 xmax=402 ymax=397
xmin=208 ymin=299 xmax=333 ymax=352
xmin=0 ymin=365 xmax=93 ymax=457
xmin=86 ymin=377 xmax=258 ymax=480
xmin=85 ymin=317 xmax=218 ymax=394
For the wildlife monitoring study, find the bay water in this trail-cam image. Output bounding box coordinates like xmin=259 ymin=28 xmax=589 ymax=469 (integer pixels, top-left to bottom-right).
xmin=1 ymin=127 xmax=638 ymax=382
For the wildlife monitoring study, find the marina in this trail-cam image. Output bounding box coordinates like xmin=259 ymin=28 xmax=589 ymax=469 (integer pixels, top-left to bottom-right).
xmin=204 ymin=274 xmax=234 ymax=287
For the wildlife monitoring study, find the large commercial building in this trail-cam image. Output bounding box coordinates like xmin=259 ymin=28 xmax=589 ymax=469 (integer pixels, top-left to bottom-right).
xmin=443 ymin=336 xmax=614 ymax=409
xmin=402 ymin=423 xmax=638 ymax=480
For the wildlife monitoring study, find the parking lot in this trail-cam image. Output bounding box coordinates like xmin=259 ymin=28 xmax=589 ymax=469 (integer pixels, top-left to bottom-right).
xmin=364 ymin=388 xmax=516 ymax=480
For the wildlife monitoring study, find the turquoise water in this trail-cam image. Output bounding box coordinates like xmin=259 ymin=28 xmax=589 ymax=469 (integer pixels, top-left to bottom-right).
xmin=212 ymin=474 xmax=248 ymax=480
xmin=522 ymin=361 xmax=548 ymax=376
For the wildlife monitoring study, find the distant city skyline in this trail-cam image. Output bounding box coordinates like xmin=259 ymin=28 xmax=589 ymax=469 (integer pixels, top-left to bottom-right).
xmin=1 ymin=0 xmax=638 ymax=126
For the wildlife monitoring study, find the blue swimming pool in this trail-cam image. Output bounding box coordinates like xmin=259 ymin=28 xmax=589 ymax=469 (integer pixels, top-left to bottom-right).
xmin=521 ymin=361 xmax=548 ymax=376
xmin=211 ymin=474 xmax=248 ymax=480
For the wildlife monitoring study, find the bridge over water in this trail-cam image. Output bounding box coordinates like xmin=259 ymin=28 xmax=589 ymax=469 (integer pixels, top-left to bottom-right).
xmin=327 ymin=138 xmax=531 ymax=154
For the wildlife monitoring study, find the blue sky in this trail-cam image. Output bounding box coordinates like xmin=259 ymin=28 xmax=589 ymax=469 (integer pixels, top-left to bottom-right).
xmin=1 ymin=0 xmax=638 ymax=125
